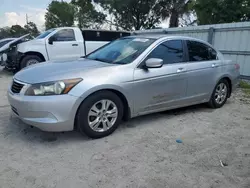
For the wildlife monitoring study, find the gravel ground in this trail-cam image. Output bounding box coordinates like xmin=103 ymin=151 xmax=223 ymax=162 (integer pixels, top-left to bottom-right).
xmin=0 ymin=66 xmax=250 ymax=188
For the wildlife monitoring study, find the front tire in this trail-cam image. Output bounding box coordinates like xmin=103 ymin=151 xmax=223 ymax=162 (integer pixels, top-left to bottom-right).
xmin=208 ymin=79 xmax=230 ymax=108
xmin=76 ymin=91 xmax=124 ymax=139
xmin=20 ymin=55 xmax=43 ymax=69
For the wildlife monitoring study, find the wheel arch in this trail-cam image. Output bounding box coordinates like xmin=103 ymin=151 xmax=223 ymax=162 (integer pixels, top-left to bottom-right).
xmin=20 ymin=51 xmax=46 ymax=63
xmin=216 ymin=75 xmax=232 ymax=97
xmin=74 ymin=88 xmax=131 ymax=130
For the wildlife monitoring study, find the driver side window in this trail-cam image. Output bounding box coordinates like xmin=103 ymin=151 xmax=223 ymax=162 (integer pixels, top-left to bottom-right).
xmin=146 ymin=40 xmax=184 ymax=64
xmin=53 ymin=29 xmax=76 ymax=42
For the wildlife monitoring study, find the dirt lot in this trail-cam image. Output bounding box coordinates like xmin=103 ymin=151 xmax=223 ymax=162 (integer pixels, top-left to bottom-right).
xmin=0 ymin=66 xmax=250 ymax=188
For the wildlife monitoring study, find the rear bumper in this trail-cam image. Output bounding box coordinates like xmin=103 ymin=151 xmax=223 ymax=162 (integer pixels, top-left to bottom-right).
xmin=230 ymin=73 xmax=240 ymax=97
xmin=8 ymin=90 xmax=79 ymax=132
xmin=232 ymin=77 xmax=239 ymax=91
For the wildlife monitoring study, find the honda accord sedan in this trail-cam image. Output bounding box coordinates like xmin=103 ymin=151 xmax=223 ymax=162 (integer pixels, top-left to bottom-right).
xmin=8 ymin=35 xmax=240 ymax=138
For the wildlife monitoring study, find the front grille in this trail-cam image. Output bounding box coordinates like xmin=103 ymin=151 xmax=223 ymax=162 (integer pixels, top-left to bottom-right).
xmin=11 ymin=81 xmax=24 ymax=94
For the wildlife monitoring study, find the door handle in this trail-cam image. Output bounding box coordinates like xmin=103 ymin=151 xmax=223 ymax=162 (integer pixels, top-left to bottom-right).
xmin=72 ymin=44 xmax=78 ymax=46
xmin=177 ymin=68 xmax=185 ymax=73
xmin=212 ymin=63 xmax=219 ymax=68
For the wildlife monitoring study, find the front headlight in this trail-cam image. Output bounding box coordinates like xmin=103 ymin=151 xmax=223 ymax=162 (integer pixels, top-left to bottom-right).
xmin=25 ymin=78 xmax=82 ymax=96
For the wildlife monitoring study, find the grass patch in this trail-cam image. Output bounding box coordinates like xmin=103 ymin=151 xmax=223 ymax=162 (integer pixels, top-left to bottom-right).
xmin=243 ymin=89 xmax=250 ymax=98
xmin=239 ymin=80 xmax=250 ymax=89
xmin=239 ymin=81 xmax=250 ymax=98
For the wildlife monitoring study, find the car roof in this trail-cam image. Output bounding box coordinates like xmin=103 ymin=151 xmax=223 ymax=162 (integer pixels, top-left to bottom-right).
xmin=127 ymin=34 xmax=213 ymax=47
xmin=130 ymin=34 xmax=199 ymax=40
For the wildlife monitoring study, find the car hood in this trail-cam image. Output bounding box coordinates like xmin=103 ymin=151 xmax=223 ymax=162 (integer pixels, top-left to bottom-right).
xmin=0 ymin=34 xmax=29 ymax=53
xmin=17 ymin=38 xmax=45 ymax=50
xmin=14 ymin=59 xmax=116 ymax=84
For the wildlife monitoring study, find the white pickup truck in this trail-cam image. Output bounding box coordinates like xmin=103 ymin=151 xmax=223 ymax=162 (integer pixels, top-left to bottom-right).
xmin=4 ymin=27 xmax=130 ymax=71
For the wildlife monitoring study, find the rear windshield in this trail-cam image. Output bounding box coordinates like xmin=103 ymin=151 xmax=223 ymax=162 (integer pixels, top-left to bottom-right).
xmin=86 ymin=37 xmax=155 ymax=64
xmin=36 ymin=29 xmax=56 ymax=39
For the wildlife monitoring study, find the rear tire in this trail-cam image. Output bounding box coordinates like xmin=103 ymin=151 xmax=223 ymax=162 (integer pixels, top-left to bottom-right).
xmin=20 ymin=55 xmax=43 ymax=69
xmin=208 ymin=79 xmax=230 ymax=108
xmin=76 ymin=91 xmax=124 ymax=139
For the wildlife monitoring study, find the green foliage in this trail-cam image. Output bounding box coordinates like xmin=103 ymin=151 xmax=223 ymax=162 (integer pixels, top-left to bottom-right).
xmin=45 ymin=1 xmax=76 ymax=30
xmin=239 ymin=80 xmax=250 ymax=89
xmin=71 ymin=0 xmax=106 ymax=29
xmin=0 ymin=27 xmax=11 ymax=39
xmin=0 ymin=22 xmax=40 ymax=39
xmin=193 ymin=0 xmax=250 ymax=25
xmin=94 ymin=0 xmax=167 ymax=30
xmin=239 ymin=80 xmax=250 ymax=98
xmin=165 ymin=0 xmax=193 ymax=27
xmin=243 ymin=89 xmax=250 ymax=98
xmin=24 ymin=22 xmax=40 ymax=38
xmin=1 ymin=0 xmax=250 ymax=38
xmin=242 ymin=88 xmax=250 ymax=95
xmin=9 ymin=25 xmax=27 ymax=37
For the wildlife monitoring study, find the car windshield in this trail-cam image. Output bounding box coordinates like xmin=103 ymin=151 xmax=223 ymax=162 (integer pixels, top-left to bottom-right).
xmin=0 ymin=39 xmax=14 ymax=48
xmin=36 ymin=29 xmax=56 ymax=39
xmin=86 ymin=37 xmax=155 ymax=64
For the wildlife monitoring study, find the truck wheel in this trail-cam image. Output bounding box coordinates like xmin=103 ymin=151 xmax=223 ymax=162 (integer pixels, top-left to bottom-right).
xmin=76 ymin=91 xmax=124 ymax=139
xmin=20 ymin=55 xmax=43 ymax=69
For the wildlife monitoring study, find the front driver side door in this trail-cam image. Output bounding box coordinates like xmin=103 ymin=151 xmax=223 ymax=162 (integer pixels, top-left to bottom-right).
xmin=133 ymin=40 xmax=188 ymax=116
xmin=46 ymin=29 xmax=81 ymax=61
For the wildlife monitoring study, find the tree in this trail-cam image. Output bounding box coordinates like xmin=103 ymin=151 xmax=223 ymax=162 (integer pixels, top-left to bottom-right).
xmin=193 ymin=0 xmax=250 ymax=25
xmin=95 ymin=0 xmax=167 ymax=30
xmin=9 ymin=25 xmax=27 ymax=37
xmin=71 ymin=0 xmax=106 ymax=29
xmin=45 ymin=1 xmax=76 ymax=30
xmin=0 ymin=27 xmax=11 ymax=39
xmin=167 ymin=0 xmax=192 ymax=27
xmin=24 ymin=22 xmax=40 ymax=38
xmin=0 ymin=23 xmax=40 ymax=39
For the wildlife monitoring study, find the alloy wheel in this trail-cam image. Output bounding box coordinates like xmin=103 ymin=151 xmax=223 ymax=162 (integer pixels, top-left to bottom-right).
xmin=214 ymin=83 xmax=228 ymax=104
xmin=88 ymin=99 xmax=118 ymax=132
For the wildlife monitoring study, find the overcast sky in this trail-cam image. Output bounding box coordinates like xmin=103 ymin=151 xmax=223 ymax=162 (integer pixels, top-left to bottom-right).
xmin=0 ymin=0 xmax=70 ymax=30
xmin=0 ymin=0 xmax=168 ymax=31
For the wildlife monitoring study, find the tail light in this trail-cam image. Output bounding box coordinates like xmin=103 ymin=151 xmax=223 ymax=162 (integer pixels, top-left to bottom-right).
xmin=235 ymin=64 xmax=240 ymax=70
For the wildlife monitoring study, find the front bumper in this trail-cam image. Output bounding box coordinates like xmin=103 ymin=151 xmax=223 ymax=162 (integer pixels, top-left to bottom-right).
xmin=8 ymin=86 xmax=79 ymax=132
xmin=0 ymin=54 xmax=4 ymax=66
xmin=5 ymin=50 xmax=23 ymax=71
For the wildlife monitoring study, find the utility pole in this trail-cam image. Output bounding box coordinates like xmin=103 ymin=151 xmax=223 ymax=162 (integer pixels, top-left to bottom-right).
xmin=26 ymin=14 xmax=29 ymax=24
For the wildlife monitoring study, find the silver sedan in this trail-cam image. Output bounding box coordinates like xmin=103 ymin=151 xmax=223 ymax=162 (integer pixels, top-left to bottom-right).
xmin=8 ymin=35 xmax=240 ymax=138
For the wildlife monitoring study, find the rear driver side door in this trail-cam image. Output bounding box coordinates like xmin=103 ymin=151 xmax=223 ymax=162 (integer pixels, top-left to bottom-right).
xmin=133 ymin=40 xmax=188 ymax=116
xmin=185 ymin=40 xmax=220 ymax=102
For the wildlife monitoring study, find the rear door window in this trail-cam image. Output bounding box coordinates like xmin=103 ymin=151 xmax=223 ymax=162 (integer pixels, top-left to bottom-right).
xmin=146 ymin=40 xmax=184 ymax=64
xmin=187 ymin=40 xmax=217 ymax=62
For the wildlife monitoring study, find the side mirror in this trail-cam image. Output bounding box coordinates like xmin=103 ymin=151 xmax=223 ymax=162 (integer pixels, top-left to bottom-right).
xmin=48 ymin=36 xmax=54 ymax=45
xmin=145 ymin=58 xmax=163 ymax=68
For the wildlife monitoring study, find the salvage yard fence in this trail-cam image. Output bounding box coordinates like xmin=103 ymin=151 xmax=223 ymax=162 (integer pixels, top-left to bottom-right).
xmin=134 ymin=22 xmax=250 ymax=78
